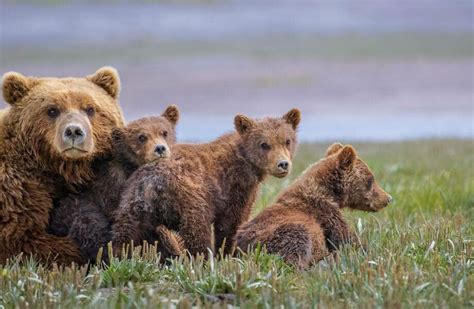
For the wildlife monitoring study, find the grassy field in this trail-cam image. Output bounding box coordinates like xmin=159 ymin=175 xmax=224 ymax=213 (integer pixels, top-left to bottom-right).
xmin=0 ymin=139 xmax=472 ymax=308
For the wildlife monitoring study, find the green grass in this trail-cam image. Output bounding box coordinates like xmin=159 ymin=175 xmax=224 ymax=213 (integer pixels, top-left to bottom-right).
xmin=0 ymin=139 xmax=473 ymax=308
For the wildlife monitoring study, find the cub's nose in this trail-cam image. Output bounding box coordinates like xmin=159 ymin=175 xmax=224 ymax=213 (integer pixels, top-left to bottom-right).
xmin=277 ymin=160 xmax=290 ymax=171
xmin=387 ymin=194 xmax=393 ymax=203
xmin=154 ymin=145 xmax=167 ymax=155
xmin=64 ymin=124 xmax=85 ymax=144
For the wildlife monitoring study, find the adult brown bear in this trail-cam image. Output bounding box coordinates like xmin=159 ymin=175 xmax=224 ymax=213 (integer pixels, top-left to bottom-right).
xmin=0 ymin=67 xmax=124 ymax=265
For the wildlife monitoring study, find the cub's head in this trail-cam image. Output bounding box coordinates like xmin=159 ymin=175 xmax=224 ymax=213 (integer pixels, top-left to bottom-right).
xmin=112 ymin=105 xmax=179 ymax=166
xmin=326 ymin=143 xmax=392 ymax=212
xmin=2 ymin=67 xmax=124 ymax=162
xmin=234 ymin=108 xmax=301 ymax=178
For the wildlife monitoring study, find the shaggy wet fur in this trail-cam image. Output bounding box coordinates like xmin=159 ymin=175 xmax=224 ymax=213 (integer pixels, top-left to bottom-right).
xmin=48 ymin=106 xmax=180 ymax=264
xmin=0 ymin=67 xmax=124 ymax=265
xmin=236 ymin=143 xmax=392 ymax=269
xmin=112 ymin=109 xmax=301 ymax=256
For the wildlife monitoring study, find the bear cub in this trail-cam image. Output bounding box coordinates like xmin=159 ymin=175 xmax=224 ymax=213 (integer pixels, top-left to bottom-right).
xmin=236 ymin=143 xmax=392 ymax=269
xmin=111 ymin=109 xmax=301 ymax=256
xmin=48 ymin=105 xmax=179 ymax=263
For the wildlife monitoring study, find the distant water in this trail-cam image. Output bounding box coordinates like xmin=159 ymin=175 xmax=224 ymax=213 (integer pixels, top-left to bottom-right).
xmin=1 ymin=1 xmax=472 ymax=47
xmin=138 ymin=112 xmax=474 ymax=142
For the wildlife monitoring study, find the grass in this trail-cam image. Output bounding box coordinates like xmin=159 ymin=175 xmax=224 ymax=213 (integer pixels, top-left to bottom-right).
xmin=0 ymin=139 xmax=473 ymax=308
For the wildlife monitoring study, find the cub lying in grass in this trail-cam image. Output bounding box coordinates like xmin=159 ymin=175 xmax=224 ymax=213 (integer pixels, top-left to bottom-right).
xmin=236 ymin=143 xmax=392 ymax=269
xmin=48 ymin=105 xmax=180 ymax=264
xmin=112 ymin=109 xmax=301 ymax=256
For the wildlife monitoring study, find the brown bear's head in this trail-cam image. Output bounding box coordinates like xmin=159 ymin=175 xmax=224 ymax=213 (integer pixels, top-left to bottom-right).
xmin=2 ymin=67 xmax=124 ymax=181
xmin=234 ymin=108 xmax=301 ymax=178
xmin=325 ymin=143 xmax=392 ymax=212
xmin=112 ymin=105 xmax=179 ymax=166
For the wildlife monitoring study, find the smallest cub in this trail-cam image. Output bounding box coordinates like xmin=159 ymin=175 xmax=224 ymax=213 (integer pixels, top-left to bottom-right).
xmin=48 ymin=105 xmax=179 ymax=263
xmin=236 ymin=143 xmax=392 ymax=269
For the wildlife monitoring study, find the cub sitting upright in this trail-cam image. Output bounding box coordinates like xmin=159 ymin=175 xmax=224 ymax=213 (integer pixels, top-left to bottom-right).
xmin=236 ymin=143 xmax=392 ymax=269
xmin=48 ymin=105 xmax=179 ymax=263
xmin=112 ymin=109 xmax=301 ymax=256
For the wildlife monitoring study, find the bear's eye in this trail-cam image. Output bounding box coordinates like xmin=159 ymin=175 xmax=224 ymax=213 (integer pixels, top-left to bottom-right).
xmin=260 ymin=142 xmax=271 ymax=150
xmin=138 ymin=134 xmax=148 ymax=143
xmin=162 ymin=131 xmax=168 ymax=138
xmin=47 ymin=106 xmax=60 ymax=118
xmin=286 ymin=139 xmax=291 ymax=146
xmin=367 ymin=177 xmax=374 ymax=189
xmin=85 ymin=106 xmax=95 ymax=116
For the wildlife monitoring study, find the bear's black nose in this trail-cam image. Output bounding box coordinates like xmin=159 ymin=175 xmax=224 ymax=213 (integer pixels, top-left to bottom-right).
xmin=277 ymin=160 xmax=289 ymax=171
xmin=155 ymin=145 xmax=167 ymax=155
xmin=64 ymin=124 xmax=85 ymax=143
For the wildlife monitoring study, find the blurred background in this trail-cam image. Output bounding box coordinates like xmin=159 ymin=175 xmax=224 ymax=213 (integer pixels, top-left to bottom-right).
xmin=1 ymin=0 xmax=472 ymax=142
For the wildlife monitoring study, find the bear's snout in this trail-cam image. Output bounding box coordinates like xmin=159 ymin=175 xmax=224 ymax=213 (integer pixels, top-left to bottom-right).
xmin=155 ymin=145 xmax=167 ymax=155
xmin=55 ymin=112 xmax=94 ymax=159
xmin=63 ymin=123 xmax=86 ymax=144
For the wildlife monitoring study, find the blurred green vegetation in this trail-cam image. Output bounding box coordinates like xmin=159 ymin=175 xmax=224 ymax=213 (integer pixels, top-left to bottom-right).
xmin=3 ymin=33 xmax=472 ymax=66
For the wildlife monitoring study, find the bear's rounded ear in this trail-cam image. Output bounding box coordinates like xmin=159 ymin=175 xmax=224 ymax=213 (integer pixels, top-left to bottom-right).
xmin=282 ymin=108 xmax=301 ymax=130
xmin=234 ymin=114 xmax=256 ymax=135
xmin=338 ymin=145 xmax=356 ymax=170
xmin=162 ymin=104 xmax=180 ymax=126
xmin=87 ymin=66 xmax=121 ymax=99
xmin=325 ymin=143 xmax=344 ymax=157
xmin=2 ymin=72 xmax=32 ymax=105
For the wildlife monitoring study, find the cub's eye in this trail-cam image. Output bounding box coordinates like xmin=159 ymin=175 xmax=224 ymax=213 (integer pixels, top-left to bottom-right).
xmin=286 ymin=139 xmax=291 ymax=146
xmin=367 ymin=177 xmax=374 ymax=189
xmin=260 ymin=142 xmax=271 ymax=150
xmin=85 ymin=106 xmax=95 ymax=116
xmin=138 ymin=134 xmax=147 ymax=143
xmin=47 ymin=106 xmax=60 ymax=118
xmin=162 ymin=131 xmax=168 ymax=138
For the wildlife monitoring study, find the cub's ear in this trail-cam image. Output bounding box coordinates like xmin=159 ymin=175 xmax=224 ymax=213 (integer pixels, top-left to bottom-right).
xmin=338 ymin=145 xmax=356 ymax=170
xmin=162 ymin=105 xmax=180 ymax=126
xmin=87 ymin=66 xmax=121 ymax=99
xmin=2 ymin=72 xmax=33 ymax=105
xmin=282 ymin=108 xmax=301 ymax=130
xmin=325 ymin=143 xmax=344 ymax=156
xmin=234 ymin=114 xmax=256 ymax=135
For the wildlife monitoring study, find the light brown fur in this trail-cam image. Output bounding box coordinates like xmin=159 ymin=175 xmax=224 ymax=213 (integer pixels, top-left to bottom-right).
xmin=0 ymin=67 xmax=124 ymax=265
xmin=236 ymin=143 xmax=392 ymax=269
xmin=112 ymin=109 xmax=301 ymax=256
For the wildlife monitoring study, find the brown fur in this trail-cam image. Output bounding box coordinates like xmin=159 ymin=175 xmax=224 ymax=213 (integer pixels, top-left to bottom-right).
xmin=236 ymin=143 xmax=392 ymax=269
xmin=0 ymin=67 xmax=124 ymax=265
xmin=47 ymin=106 xmax=180 ymax=264
xmin=112 ymin=109 xmax=301 ymax=256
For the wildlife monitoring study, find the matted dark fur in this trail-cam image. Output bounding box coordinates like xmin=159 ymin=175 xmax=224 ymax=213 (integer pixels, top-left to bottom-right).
xmin=0 ymin=67 xmax=124 ymax=265
xmin=112 ymin=109 xmax=301 ymax=256
xmin=236 ymin=143 xmax=392 ymax=269
xmin=48 ymin=106 xmax=180 ymax=264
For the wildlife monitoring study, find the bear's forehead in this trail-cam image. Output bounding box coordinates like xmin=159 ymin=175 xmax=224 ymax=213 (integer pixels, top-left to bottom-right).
xmin=253 ymin=118 xmax=294 ymax=140
xmin=127 ymin=117 xmax=171 ymax=134
xmin=354 ymin=159 xmax=373 ymax=177
xmin=34 ymin=78 xmax=108 ymax=101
